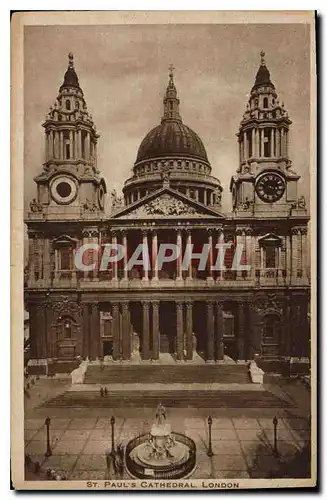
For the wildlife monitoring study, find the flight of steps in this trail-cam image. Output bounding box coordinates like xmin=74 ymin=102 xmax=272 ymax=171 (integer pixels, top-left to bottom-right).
xmin=83 ymin=363 xmax=251 ymax=385
xmin=44 ymin=389 xmax=294 ymax=409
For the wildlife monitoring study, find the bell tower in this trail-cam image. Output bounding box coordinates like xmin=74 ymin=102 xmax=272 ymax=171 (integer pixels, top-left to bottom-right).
xmin=230 ymin=51 xmax=306 ymax=217
xmin=30 ymin=53 xmax=106 ymax=219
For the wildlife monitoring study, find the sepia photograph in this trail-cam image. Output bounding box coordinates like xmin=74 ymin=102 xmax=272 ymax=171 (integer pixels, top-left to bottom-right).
xmin=11 ymin=10 xmax=316 ymax=490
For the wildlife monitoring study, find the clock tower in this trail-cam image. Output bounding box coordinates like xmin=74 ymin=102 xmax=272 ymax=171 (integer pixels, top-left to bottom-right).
xmin=31 ymin=52 xmax=107 ymax=220
xmin=230 ymin=51 xmax=307 ymax=218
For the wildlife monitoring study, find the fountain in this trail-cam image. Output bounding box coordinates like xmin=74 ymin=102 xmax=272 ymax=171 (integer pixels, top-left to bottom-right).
xmin=125 ymin=403 xmax=196 ymax=479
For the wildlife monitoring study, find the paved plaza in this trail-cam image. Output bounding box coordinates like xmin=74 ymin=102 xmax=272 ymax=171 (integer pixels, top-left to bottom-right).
xmin=24 ymin=377 xmax=311 ymax=480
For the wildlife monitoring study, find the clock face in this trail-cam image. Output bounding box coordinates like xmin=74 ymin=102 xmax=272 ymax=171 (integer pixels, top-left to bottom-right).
xmin=98 ymin=185 xmax=105 ymax=210
xmin=50 ymin=176 xmax=78 ymax=205
xmin=255 ymin=173 xmax=285 ymax=203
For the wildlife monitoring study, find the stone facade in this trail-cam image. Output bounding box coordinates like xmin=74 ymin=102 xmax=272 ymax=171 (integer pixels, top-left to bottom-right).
xmin=25 ymin=52 xmax=310 ymax=374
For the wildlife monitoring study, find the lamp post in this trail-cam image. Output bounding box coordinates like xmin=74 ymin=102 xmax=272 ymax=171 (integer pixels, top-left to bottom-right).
xmin=44 ymin=416 xmax=52 ymax=457
xmin=273 ymin=416 xmax=279 ymax=457
xmin=110 ymin=416 xmax=116 ymax=456
xmin=207 ymin=416 xmax=214 ymax=457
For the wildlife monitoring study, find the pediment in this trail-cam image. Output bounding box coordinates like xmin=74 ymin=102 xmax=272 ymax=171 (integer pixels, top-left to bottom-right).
xmin=111 ymin=187 xmax=224 ymax=219
xmin=258 ymin=232 xmax=282 ymax=245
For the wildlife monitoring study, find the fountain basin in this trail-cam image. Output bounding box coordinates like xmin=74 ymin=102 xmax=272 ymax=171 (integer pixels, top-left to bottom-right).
xmin=125 ymin=431 xmax=196 ymax=479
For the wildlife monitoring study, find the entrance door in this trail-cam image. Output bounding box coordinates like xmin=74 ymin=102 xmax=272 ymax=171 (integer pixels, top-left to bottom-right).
xmin=159 ymin=302 xmax=176 ymax=354
xmin=103 ymin=340 xmax=113 ymax=357
xmin=261 ymin=314 xmax=281 ymax=357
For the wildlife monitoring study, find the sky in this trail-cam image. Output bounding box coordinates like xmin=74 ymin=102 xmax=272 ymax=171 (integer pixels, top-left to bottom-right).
xmin=24 ymin=23 xmax=311 ymax=212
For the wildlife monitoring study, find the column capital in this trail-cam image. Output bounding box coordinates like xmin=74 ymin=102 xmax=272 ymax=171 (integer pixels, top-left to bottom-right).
xmin=185 ymin=300 xmax=193 ymax=308
xmin=206 ymin=300 xmax=215 ymax=308
xmin=152 ymin=301 xmax=160 ymax=310
xmin=121 ymin=302 xmax=129 ymax=312
xmin=141 ymin=301 xmax=150 ymax=310
xmin=176 ymin=301 xmax=184 ymax=310
xmin=142 ymin=229 xmax=149 ymax=236
xmin=111 ymin=302 xmax=119 ymax=311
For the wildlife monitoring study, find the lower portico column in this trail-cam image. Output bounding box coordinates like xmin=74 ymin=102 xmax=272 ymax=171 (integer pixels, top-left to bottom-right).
xmin=152 ymin=301 xmax=160 ymax=360
xmin=91 ymin=303 xmax=100 ymax=360
xmin=215 ymin=301 xmax=224 ymax=360
xmin=206 ymin=301 xmax=215 ymax=362
xmin=142 ymin=301 xmax=150 ymax=360
xmin=176 ymin=301 xmax=184 ymax=360
xmin=121 ymin=302 xmax=131 ymax=360
xmin=237 ymin=302 xmax=245 ymax=360
xmin=112 ymin=303 xmax=120 ymax=360
xmin=185 ymin=301 xmax=193 ymax=360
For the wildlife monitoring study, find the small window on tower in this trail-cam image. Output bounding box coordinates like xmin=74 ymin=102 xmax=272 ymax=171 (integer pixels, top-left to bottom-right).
xmin=255 ymin=98 xmax=259 ymax=107
xmin=65 ymin=143 xmax=70 ymax=160
xmin=263 ymin=97 xmax=268 ymax=108
xmin=66 ymin=99 xmax=71 ymax=110
xmin=75 ymin=101 xmax=80 ymax=110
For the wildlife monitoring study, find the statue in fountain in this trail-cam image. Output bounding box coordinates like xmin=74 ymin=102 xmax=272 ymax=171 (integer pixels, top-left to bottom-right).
xmin=155 ymin=403 xmax=166 ymax=426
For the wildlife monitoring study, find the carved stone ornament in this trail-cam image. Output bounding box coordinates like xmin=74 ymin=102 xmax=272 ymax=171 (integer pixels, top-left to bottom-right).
xmin=291 ymin=195 xmax=306 ymax=210
xmin=252 ymin=293 xmax=284 ymax=316
xmin=46 ymin=296 xmax=81 ymax=316
xmin=82 ymin=198 xmax=98 ymax=213
xmin=29 ymin=198 xmax=44 ymax=213
xmin=124 ymin=194 xmax=199 ymax=218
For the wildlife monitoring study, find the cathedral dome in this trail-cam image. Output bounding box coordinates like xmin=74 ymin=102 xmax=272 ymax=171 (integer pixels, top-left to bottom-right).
xmin=136 ymin=121 xmax=208 ymax=163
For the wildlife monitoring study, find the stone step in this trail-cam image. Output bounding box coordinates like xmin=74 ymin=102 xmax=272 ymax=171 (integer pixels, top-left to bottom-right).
xmin=83 ymin=363 xmax=251 ymax=385
xmin=43 ymin=389 xmax=294 ymax=409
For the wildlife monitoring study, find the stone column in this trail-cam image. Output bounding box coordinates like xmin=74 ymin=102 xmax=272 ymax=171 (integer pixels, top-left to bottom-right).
xmin=28 ymin=236 xmax=36 ymax=285
xmin=186 ymin=230 xmax=192 ymax=280
xmin=215 ymin=302 xmax=224 ymax=360
xmin=207 ymin=229 xmax=214 ymax=281
xmin=281 ymin=128 xmax=284 ymax=157
xmin=206 ymin=301 xmax=215 ymax=362
xmin=291 ymin=228 xmax=299 ymax=281
xmin=142 ymin=230 xmax=149 ymax=281
xmin=152 ymin=301 xmax=160 ymax=360
xmin=204 ymin=189 xmax=207 ymax=206
xmin=43 ymin=238 xmax=51 ymax=284
xmin=285 ymin=129 xmax=289 ymax=157
xmin=49 ymin=130 xmax=54 ymax=159
xmin=69 ymin=130 xmax=74 ymax=159
xmin=122 ymin=231 xmax=128 ymax=280
xmin=176 ymin=302 xmax=184 ymax=360
xmin=152 ymin=230 xmax=158 ymax=280
xmin=237 ymin=303 xmax=245 ymax=360
xmin=185 ymin=301 xmax=193 ymax=360
xmin=60 ymin=131 xmax=64 ymax=160
xmin=121 ymin=302 xmax=131 ymax=360
xmin=82 ymin=304 xmax=90 ymax=358
xmin=217 ymin=230 xmax=224 ymax=280
xmin=243 ymin=132 xmax=249 ymax=160
xmin=176 ymin=229 xmax=183 ymax=280
xmin=270 ymin=128 xmax=274 ymax=157
xmin=74 ymin=130 xmax=78 ymax=159
xmin=142 ymin=301 xmax=150 ymax=360
xmin=260 ymin=129 xmax=264 ymax=157
xmin=251 ymin=128 xmax=255 ymax=157
xmin=85 ymin=131 xmax=90 ymax=161
xmin=112 ymin=303 xmax=120 ymax=360
xmin=112 ymin=231 xmax=118 ymax=281
xmin=91 ymin=303 xmax=100 ymax=360
xmin=276 ymin=129 xmax=280 ymax=157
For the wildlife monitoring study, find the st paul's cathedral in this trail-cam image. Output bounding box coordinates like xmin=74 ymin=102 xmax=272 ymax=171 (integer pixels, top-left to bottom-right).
xmin=25 ymin=51 xmax=310 ymax=376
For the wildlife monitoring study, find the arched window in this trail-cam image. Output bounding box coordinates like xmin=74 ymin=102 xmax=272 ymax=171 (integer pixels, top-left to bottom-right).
xmin=66 ymin=99 xmax=71 ymax=110
xmin=75 ymin=100 xmax=80 ymax=110
xmin=263 ymin=97 xmax=268 ymax=108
